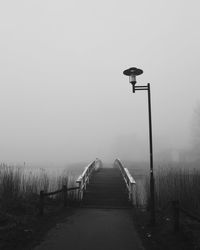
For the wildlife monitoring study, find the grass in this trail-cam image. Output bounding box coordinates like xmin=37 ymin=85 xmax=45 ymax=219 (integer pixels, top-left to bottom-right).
xmin=0 ymin=163 xmax=84 ymax=215
xmin=126 ymin=161 xmax=200 ymax=214
xmin=154 ymin=164 xmax=200 ymax=213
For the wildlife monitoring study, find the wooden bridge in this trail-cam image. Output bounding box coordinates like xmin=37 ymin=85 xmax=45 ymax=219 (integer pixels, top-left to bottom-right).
xmin=77 ymin=159 xmax=136 ymax=208
xmin=35 ymin=160 xmax=145 ymax=250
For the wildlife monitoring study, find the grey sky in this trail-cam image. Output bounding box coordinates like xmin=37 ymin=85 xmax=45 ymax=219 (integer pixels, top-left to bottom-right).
xmin=0 ymin=0 xmax=200 ymax=166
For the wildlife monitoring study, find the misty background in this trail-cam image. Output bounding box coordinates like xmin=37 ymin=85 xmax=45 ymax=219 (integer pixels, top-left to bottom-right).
xmin=0 ymin=0 xmax=200 ymax=167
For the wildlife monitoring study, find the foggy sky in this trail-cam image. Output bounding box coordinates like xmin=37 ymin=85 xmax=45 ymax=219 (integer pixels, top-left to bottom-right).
xmin=0 ymin=0 xmax=200 ymax=166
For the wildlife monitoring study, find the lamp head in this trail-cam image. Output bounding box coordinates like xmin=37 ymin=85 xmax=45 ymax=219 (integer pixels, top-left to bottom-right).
xmin=123 ymin=67 xmax=143 ymax=92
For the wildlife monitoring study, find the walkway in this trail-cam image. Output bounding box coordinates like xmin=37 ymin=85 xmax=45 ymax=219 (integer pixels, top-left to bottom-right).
xmin=34 ymin=208 xmax=144 ymax=250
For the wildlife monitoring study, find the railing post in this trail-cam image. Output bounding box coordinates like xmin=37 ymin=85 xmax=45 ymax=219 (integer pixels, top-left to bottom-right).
xmin=81 ymin=180 xmax=84 ymax=199
xmin=63 ymin=185 xmax=68 ymax=207
xmin=77 ymin=181 xmax=82 ymax=201
xmin=84 ymin=175 xmax=87 ymax=190
xmin=87 ymin=171 xmax=90 ymax=185
xmin=172 ymin=200 xmax=180 ymax=232
xmin=39 ymin=190 xmax=44 ymax=216
xmin=86 ymin=172 xmax=89 ymax=188
xmin=128 ymin=182 xmax=131 ymax=201
xmin=131 ymin=183 xmax=136 ymax=206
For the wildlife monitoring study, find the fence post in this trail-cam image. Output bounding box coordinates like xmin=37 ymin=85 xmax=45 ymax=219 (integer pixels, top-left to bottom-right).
xmin=172 ymin=200 xmax=180 ymax=232
xmin=63 ymin=185 xmax=68 ymax=207
xmin=39 ymin=190 xmax=44 ymax=216
xmin=131 ymin=183 xmax=136 ymax=206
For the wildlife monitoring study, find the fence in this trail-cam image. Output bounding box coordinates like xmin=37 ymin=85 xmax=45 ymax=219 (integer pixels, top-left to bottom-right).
xmin=39 ymin=185 xmax=79 ymax=216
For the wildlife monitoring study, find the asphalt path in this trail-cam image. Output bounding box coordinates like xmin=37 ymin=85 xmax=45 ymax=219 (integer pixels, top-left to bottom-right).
xmin=34 ymin=208 xmax=145 ymax=250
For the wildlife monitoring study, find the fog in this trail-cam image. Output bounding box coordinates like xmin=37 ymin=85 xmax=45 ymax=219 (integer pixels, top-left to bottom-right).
xmin=0 ymin=1 xmax=200 ymax=167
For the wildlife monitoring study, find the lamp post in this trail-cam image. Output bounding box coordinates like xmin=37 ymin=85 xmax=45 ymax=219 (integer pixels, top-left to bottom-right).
xmin=123 ymin=67 xmax=155 ymax=226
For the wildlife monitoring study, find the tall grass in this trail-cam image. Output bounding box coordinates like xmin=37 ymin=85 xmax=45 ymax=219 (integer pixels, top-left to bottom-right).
xmin=127 ymin=161 xmax=200 ymax=214
xmin=154 ymin=166 xmax=200 ymax=213
xmin=0 ymin=163 xmax=80 ymax=214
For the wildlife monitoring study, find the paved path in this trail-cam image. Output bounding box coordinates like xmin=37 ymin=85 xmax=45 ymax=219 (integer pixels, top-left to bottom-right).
xmin=34 ymin=208 xmax=145 ymax=250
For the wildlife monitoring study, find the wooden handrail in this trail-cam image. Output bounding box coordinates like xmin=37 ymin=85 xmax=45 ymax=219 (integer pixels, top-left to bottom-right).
xmin=76 ymin=158 xmax=102 ymax=201
xmin=43 ymin=186 xmax=79 ymax=197
xmin=43 ymin=188 xmax=63 ymax=197
xmin=39 ymin=185 xmax=79 ymax=216
xmin=114 ymin=158 xmax=136 ymax=206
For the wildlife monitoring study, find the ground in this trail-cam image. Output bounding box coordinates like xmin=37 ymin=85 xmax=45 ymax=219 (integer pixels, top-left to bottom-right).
xmin=34 ymin=208 xmax=144 ymax=250
xmin=0 ymin=205 xmax=198 ymax=250
xmin=0 ymin=203 xmax=74 ymax=250
xmin=132 ymin=208 xmax=199 ymax=250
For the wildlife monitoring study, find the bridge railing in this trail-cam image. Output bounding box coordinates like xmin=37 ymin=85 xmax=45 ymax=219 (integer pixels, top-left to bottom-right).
xmin=76 ymin=158 xmax=102 ymax=200
xmin=114 ymin=158 xmax=136 ymax=206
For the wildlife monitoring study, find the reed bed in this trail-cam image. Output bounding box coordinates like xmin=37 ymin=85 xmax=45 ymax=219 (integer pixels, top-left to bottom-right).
xmin=153 ymin=166 xmax=200 ymax=213
xmin=127 ymin=161 xmax=200 ymax=213
xmin=0 ymin=163 xmax=80 ymax=214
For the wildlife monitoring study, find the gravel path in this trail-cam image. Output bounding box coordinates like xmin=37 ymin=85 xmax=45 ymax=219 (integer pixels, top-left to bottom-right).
xmin=34 ymin=208 xmax=145 ymax=250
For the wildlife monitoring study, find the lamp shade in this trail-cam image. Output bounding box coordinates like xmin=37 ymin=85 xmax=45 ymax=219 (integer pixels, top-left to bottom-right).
xmin=123 ymin=67 xmax=143 ymax=83
xmin=123 ymin=67 xmax=143 ymax=92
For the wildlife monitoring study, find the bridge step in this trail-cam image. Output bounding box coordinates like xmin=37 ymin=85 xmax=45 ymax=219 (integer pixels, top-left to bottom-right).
xmin=81 ymin=167 xmax=131 ymax=208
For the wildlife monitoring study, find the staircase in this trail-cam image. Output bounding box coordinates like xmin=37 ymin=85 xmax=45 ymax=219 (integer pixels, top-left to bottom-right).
xmin=81 ymin=166 xmax=131 ymax=208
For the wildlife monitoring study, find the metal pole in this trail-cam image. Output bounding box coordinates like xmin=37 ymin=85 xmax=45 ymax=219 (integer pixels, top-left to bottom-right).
xmin=147 ymin=83 xmax=155 ymax=225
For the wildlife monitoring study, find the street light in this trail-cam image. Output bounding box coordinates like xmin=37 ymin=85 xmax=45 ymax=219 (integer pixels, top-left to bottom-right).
xmin=123 ymin=67 xmax=155 ymax=226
